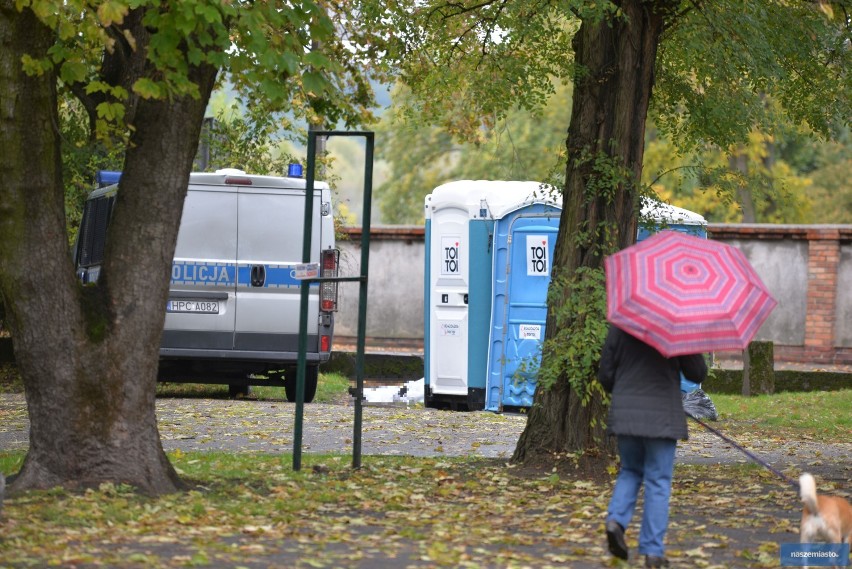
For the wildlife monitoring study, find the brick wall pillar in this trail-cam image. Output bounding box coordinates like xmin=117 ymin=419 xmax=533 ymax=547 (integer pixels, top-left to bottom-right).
xmin=804 ymin=228 xmax=840 ymax=361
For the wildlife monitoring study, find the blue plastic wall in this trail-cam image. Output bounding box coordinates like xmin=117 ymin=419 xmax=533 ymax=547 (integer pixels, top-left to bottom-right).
xmin=424 ymin=218 xmax=431 ymax=392
xmin=485 ymin=205 xmax=560 ymax=411
xmin=468 ymin=221 xmax=495 ymax=395
xmin=638 ymin=222 xmax=706 ymax=241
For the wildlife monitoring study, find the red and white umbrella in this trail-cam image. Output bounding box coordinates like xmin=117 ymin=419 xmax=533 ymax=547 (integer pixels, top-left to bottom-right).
xmin=604 ymin=230 xmax=777 ymax=357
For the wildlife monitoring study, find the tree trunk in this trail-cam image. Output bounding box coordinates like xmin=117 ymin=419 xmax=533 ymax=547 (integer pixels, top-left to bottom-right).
xmin=514 ymin=0 xmax=677 ymax=464
xmin=730 ymin=152 xmax=757 ymax=222
xmin=0 ymin=3 xmax=217 ymax=494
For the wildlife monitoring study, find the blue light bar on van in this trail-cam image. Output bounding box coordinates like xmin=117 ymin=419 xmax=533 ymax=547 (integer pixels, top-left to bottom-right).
xmin=287 ymin=163 xmax=303 ymax=178
xmin=96 ymin=170 xmax=122 ymax=187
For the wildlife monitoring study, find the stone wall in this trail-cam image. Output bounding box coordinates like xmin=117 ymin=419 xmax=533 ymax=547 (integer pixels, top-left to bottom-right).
xmin=335 ymin=224 xmax=852 ymax=365
xmin=336 ymin=226 xmax=426 ymax=349
xmin=708 ymin=225 xmax=852 ymax=365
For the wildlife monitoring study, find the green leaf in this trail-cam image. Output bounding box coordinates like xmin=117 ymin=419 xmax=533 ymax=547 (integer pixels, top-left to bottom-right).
xmin=132 ymin=78 xmax=163 ymax=100
xmin=20 ymin=54 xmax=50 ymax=77
xmin=194 ymin=3 xmax=222 ymax=24
xmin=85 ymin=81 xmax=112 ymax=95
xmin=96 ymin=101 xmax=125 ymax=122
xmin=97 ymin=1 xmax=128 ymax=26
xmin=187 ymin=47 xmax=204 ymax=66
xmin=301 ymin=72 xmax=326 ymax=96
xmin=281 ymin=52 xmax=300 ymax=76
xmin=60 ymin=61 xmax=87 ymax=84
xmin=304 ymin=51 xmax=332 ymax=70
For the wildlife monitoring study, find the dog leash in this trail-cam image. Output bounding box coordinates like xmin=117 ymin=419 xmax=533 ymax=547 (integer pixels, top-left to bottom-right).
xmin=687 ymin=414 xmax=801 ymax=491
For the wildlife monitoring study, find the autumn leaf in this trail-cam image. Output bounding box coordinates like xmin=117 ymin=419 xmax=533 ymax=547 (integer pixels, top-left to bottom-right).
xmin=97 ymin=1 xmax=128 ymax=26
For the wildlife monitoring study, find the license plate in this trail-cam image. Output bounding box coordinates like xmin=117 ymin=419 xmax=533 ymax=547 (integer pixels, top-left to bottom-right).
xmin=166 ymin=300 xmax=220 ymax=314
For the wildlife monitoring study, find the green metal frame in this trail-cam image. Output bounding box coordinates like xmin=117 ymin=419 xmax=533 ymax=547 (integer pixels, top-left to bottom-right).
xmin=294 ymin=130 xmax=374 ymax=470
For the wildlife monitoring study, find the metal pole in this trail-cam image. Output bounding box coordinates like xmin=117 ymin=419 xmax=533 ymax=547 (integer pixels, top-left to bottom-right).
xmin=293 ymin=134 xmax=318 ymax=471
xmin=308 ymin=122 xmax=326 ymax=175
xmin=353 ymin=133 xmax=374 ymax=469
xmin=292 ymin=130 xmax=372 ymax=471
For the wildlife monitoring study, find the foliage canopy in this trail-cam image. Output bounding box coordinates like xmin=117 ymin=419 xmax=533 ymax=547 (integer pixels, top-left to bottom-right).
xmin=372 ymin=1 xmax=850 ymax=224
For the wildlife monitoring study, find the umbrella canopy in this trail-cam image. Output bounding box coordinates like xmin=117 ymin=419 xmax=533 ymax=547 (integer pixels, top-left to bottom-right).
xmin=604 ymin=230 xmax=777 ymax=357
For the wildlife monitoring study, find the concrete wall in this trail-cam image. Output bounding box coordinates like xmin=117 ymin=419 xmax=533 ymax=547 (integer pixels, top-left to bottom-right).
xmin=336 ymin=224 xmax=852 ymax=365
xmin=721 ymin=238 xmax=808 ymax=345
xmin=336 ymin=227 xmax=425 ymax=345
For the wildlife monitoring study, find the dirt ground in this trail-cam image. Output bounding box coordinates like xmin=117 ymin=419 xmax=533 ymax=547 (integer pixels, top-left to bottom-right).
xmin=1 ymin=393 xmax=850 ymax=568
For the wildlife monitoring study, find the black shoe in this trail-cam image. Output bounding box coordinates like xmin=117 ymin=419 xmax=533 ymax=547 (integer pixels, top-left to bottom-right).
xmin=645 ymin=556 xmax=669 ymax=568
xmin=605 ymin=519 xmax=628 ymax=560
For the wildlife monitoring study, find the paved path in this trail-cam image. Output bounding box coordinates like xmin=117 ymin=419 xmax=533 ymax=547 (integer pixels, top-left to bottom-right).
xmin=1 ymin=395 xmax=848 ymax=480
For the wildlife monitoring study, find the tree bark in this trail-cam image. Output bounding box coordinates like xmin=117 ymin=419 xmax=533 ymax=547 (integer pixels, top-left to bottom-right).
xmin=730 ymin=152 xmax=757 ymax=222
xmin=0 ymin=3 xmax=217 ymax=494
xmin=514 ymin=0 xmax=677 ymax=465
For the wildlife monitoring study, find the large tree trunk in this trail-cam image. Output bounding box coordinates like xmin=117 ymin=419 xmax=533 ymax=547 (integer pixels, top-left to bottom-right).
xmin=514 ymin=0 xmax=677 ymax=464
xmin=0 ymin=3 xmax=217 ymax=494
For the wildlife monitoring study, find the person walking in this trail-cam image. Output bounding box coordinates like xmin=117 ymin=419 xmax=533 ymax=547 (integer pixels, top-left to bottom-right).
xmin=598 ymin=325 xmax=707 ymax=568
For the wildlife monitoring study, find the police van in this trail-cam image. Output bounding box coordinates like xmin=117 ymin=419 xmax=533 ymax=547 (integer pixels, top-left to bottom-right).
xmin=74 ymin=168 xmax=339 ymax=401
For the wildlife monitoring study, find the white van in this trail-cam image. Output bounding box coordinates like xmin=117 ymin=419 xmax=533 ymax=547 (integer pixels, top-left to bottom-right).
xmin=74 ymin=168 xmax=339 ymax=401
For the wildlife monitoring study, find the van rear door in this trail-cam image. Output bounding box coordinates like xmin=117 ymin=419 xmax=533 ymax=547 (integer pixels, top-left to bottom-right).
xmin=234 ymin=183 xmax=322 ymax=353
xmin=163 ymin=184 xmax=238 ymax=350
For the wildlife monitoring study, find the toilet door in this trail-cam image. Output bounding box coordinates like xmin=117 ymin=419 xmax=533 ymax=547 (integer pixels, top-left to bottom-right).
xmin=429 ymin=204 xmax=470 ymax=396
xmin=497 ymin=216 xmax=559 ymax=408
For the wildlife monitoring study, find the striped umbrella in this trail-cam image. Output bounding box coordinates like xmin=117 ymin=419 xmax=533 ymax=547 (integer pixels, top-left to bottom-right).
xmin=604 ymin=230 xmax=777 ymax=357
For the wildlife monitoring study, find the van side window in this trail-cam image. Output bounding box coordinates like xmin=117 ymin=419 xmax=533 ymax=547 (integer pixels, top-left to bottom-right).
xmin=77 ymin=196 xmax=115 ymax=267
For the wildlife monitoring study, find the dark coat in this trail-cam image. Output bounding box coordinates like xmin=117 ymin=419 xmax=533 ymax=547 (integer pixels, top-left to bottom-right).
xmin=598 ymin=326 xmax=707 ymax=440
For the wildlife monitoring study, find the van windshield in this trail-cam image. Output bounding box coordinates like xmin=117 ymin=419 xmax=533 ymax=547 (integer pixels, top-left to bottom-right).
xmin=76 ymin=195 xmax=114 ymax=267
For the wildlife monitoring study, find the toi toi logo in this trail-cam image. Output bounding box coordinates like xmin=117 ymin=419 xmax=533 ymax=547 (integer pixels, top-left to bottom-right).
xmin=527 ymin=236 xmax=549 ymax=275
xmin=441 ymin=236 xmax=461 ymax=275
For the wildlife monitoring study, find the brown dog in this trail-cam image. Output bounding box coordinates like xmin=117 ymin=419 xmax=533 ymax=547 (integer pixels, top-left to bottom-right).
xmin=800 ymin=473 xmax=852 ymax=554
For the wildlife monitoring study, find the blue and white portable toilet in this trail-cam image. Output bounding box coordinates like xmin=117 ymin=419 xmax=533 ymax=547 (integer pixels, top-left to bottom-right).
xmin=425 ymin=182 xmax=707 ymax=412
xmin=483 ymin=196 xmax=707 ymax=412
xmin=424 ymin=181 xmax=559 ymax=410
xmin=637 ymin=198 xmax=707 ymax=240
xmin=424 ymin=183 xmax=480 ymax=410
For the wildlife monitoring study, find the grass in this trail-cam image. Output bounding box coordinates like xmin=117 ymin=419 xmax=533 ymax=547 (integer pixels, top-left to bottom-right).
xmin=0 ymin=365 xmax=350 ymax=403
xmin=1 ymin=366 xmax=351 ymax=403
xmin=711 ymin=389 xmax=852 ymax=440
xmin=155 ymin=371 xmax=351 ymax=404
xmin=0 ymin=363 xmax=21 ymax=394
xmin=0 ymin=453 xmax=23 ymax=477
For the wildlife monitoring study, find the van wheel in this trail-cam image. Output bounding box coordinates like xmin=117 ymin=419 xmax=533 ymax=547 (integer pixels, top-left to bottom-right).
xmin=229 ymin=384 xmax=252 ymax=398
xmin=284 ymin=366 xmax=318 ymax=403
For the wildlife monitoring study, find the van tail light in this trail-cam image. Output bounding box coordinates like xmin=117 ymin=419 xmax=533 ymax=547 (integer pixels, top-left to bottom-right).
xmin=320 ymin=249 xmax=339 ymax=312
xmin=321 ymin=334 xmax=331 ymax=353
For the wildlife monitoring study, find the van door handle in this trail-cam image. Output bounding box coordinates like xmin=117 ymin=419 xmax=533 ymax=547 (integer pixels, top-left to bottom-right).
xmin=250 ymin=265 xmax=266 ymax=287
